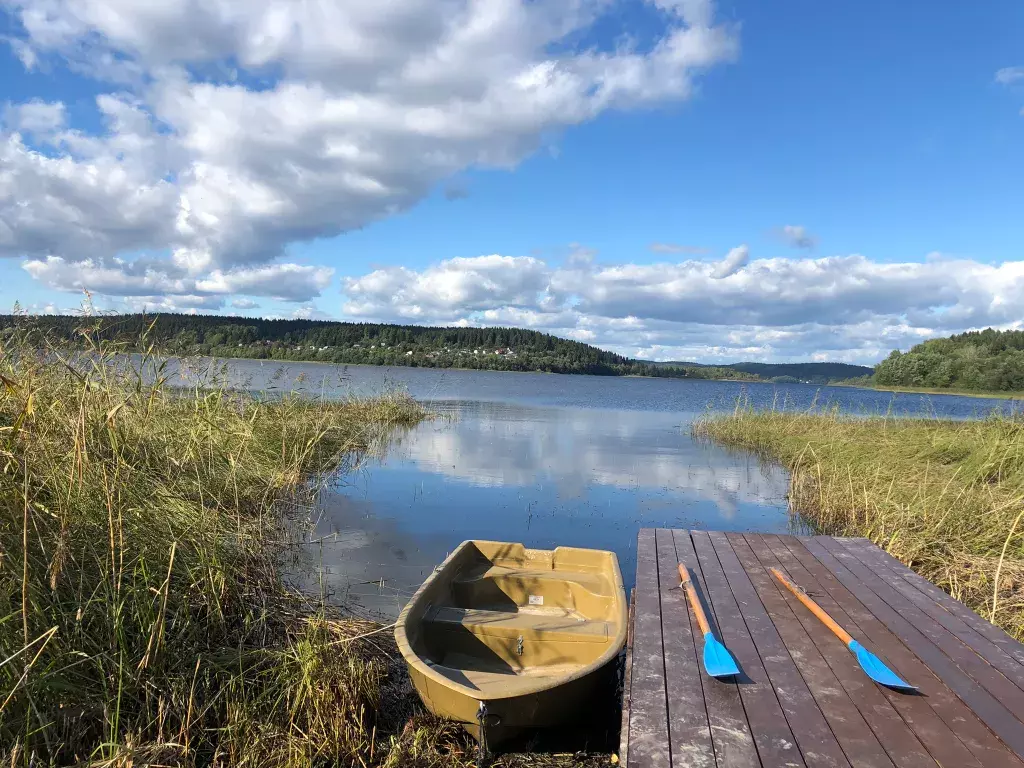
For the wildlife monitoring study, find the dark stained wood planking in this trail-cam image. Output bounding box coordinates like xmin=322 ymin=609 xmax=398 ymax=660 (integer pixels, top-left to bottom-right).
xmin=810 ymin=538 xmax=1024 ymax=735
xmin=822 ymin=538 xmax=1024 ymax=724
xmin=673 ymin=529 xmax=760 ymax=768
xmin=690 ymin=531 xmax=806 ymax=768
xmin=621 ymin=592 xmax=636 ymax=766
xmin=801 ymin=536 xmax=1024 ymax=765
xmin=750 ymin=535 xmax=940 ymax=768
xmin=779 ymin=535 xmax=1011 ymax=768
xmin=782 ymin=536 xmax=1024 ymax=765
xmin=725 ymin=533 xmax=895 ymax=768
xmin=839 ymin=537 xmax=1024 ymax=694
xmin=706 ymin=532 xmax=851 ymax=768
xmin=843 ymin=538 xmax=1024 ymax=670
xmin=654 ymin=529 xmax=715 ymax=768
xmin=622 ymin=532 xmax=1024 ymax=768
xmin=627 ymin=528 xmax=672 ymax=768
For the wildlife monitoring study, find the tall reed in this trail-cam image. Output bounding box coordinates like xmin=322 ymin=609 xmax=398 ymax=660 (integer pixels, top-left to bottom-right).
xmin=694 ymin=406 xmax=1024 ymax=640
xmin=0 ymin=315 xmax=434 ymax=765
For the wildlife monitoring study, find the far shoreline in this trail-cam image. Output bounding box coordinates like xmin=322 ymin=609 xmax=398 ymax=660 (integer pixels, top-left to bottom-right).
xmin=164 ymin=353 xmax=1024 ymax=400
xmin=164 ymin=352 xmax=765 ymax=384
xmin=833 ymin=381 xmax=1024 ymax=401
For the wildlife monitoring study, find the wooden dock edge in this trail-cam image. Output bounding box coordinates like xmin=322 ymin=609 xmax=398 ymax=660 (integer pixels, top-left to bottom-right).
xmin=619 ymin=589 xmax=635 ymax=765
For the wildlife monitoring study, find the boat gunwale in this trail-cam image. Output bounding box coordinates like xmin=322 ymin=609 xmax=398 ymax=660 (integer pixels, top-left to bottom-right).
xmin=395 ymin=539 xmax=628 ymax=703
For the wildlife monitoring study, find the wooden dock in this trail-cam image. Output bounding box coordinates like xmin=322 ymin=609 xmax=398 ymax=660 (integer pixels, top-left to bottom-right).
xmin=620 ymin=529 xmax=1024 ymax=767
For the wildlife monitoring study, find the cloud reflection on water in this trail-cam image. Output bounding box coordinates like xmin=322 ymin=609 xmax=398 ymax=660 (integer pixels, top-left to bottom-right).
xmin=306 ymin=401 xmax=795 ymax=619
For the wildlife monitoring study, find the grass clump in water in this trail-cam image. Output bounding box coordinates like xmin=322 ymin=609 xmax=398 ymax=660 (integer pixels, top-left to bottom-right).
xmin=694 ymin=407 xmax=1024 ymax=641
xmin=0 ymin=315 xmax=441 ymax=765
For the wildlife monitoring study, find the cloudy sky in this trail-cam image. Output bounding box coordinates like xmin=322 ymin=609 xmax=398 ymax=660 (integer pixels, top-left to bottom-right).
xmin=1 ymin=1 xmax=1022 ymax=364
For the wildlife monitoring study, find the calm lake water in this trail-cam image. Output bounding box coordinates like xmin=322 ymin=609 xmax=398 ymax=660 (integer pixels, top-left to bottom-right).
xmin=174 ymin=359 xmax=1019 ymax=619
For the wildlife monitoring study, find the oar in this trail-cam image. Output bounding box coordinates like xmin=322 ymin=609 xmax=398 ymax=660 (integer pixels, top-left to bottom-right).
xmin=771 ymin=568 xmax=917 ymax=692
xmin=677 ymin=564 xmax=740 ymax=679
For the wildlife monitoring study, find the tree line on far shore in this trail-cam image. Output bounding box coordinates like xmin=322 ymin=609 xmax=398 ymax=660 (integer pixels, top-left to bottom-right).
xmin=15 ymin=311 xmax=1014 ymax=392
xmin=0 ymin=312 xmax=758 ymax=381
xmin=872 ymin=328 xmax=1024 ymax=393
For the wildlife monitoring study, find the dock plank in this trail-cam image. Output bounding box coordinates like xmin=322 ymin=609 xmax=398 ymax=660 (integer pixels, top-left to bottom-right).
xmin=752 ymin=535 xmax=938 ymax=768
xmin=783 ymin=535 xmax=1010 ymax=767
xmin=674 ymin=530 xmax=760 ymax=768
xmin=844 ymin=538 xmax=1024 ymax=670
xmin=822 ymin=537 xmax=1024 ymax=722
xmin=802 ymin=536 xmax=1024 ymax=764
xmin=655 ymin=529 xmax=714 ymax=768
xmin=707 ymin=532 xmax=850 ymax=768
xmin=626 ymin=528 xmax=671 ymax=768
xmin=622 ymin=531 xmax=1024 ymax=768
xmin=691 ymin=531 xmax=805 ymax=768
xmin=839 ymin=537 xmax=1024 ymax=695
xmin=727 ymin=534 xmax=896 ymax=768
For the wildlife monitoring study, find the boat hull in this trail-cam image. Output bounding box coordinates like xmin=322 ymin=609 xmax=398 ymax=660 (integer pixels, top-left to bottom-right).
xmin=406 ymin=651 xmax=618 ymax=742
xmin=396 ymin=540 xmax=627 ymax=745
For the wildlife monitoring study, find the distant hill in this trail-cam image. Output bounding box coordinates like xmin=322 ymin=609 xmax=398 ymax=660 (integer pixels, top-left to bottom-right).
xmin=651 ymin=360 xmax=873 ymax=384
xmin=0 ymin=312 xmax=874 ymax=384
xmin=874 ymin=328 xmax=1024 ymax=392
xmin=0 ymin=313 xmax=756 ymax=382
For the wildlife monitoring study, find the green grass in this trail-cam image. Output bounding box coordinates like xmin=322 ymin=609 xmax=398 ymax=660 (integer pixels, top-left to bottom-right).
xmin=0 ymin=317 xmax=432 ymax=766
xmin=833 ymin=381 xmax=1024 ymax=400
xmin=0 ymin=316 xmax=620 ymax=767
xmin=694 ymin=407 xmax=1024 ymax=641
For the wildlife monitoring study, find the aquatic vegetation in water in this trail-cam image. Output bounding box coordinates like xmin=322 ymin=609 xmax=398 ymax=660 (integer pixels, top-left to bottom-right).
xmin=694 ymin=406 xmax=1024 ymax=641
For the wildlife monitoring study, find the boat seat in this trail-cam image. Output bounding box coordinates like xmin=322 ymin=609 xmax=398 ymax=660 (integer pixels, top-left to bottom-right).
xmin=425 ymin=606 xmax=611 ymax=644
xmin=456 ymin=565 xmax=614 ymax=595
xmin=452 ymin=565 xmax=616 ymax=616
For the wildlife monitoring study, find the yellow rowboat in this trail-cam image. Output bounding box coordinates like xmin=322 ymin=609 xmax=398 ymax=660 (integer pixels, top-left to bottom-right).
xmin=395 ymin=540 xmax=627 ymax=747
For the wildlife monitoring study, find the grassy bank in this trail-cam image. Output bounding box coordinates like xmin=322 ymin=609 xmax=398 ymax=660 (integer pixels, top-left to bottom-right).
xmin=1 ymin=318 xmax=617 ymax=767
xmin=694 ymin=409 xmax=1024 ymax=641
xmin=834 ymin=382 xmax=1024 ymax=401
xmin=0 ymin=321 xmax=441 ymax=766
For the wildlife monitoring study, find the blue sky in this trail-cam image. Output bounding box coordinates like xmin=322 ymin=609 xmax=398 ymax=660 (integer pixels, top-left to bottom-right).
xmin=1 ymin=0 xmax=1023 ymax=363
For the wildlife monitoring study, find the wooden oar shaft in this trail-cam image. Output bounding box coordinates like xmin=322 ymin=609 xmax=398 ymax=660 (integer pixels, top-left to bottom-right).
xmin=771 ymin=567 xmax=854 ymax=646
xmin=677 ymin=564 xmax=711 ymax=636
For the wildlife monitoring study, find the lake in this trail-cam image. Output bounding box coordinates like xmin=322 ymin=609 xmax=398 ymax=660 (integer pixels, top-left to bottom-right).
xmin=175 ymin=359 xmax=1019 ymax=619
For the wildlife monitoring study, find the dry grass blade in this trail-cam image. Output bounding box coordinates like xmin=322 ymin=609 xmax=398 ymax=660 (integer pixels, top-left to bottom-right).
xmin=0 ymin=317 xmax=492 ymax=767
xmin=694 ymin=404 xmax=1024 ymax=640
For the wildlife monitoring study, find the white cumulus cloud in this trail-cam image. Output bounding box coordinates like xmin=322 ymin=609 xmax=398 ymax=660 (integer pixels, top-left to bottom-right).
xmin=340 ymin=250 xmax=1024 ymax=363
xmin=343 ymin=255 xmax=553 ymax=321
xmin=709 ymin=244 xmax=749 ymax=278
xmin=23 ymin=257 xmax=332 ymax=302
xmin=3 ymin=99 xmax=66 ymax=135
xmin=2 ymin=0 xmax=740 ymax=306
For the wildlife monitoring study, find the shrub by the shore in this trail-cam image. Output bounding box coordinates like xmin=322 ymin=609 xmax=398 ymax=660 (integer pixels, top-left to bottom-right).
xmin=694 ymin=408 xmax=1024 ymax=641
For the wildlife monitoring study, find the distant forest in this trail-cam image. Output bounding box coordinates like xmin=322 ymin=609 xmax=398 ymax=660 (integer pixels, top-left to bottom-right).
xmin=0 ymin=312 xmax=882 ymax=384
xmin=874 ymin=329 xmax=1024 ymax=392
xmin=654 ymin=360 xmax=873 ymax=385
xmin=0 ymin=313 xmax=760 ymax=380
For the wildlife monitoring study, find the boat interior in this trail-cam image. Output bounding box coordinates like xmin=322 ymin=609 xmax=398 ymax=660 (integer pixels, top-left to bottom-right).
xmin=406 ymin=541 xmax=625 ymax=694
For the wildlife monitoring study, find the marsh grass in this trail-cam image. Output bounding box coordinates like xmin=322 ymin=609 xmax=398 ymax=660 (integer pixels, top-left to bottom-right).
xmin=0 ymin=315 xmax=619 ymax=767
xmin=0 ymin=314 xmax=446 ymax=766
xmin=694 ymin=405 xmax=1024 ymax=640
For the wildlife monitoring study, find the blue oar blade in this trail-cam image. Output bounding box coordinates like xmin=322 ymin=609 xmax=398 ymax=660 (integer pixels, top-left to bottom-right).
xmin=702 ymin=632 xmax=740 ymax=678
xmin=849 ymin=640 xmax=917 ymax=691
